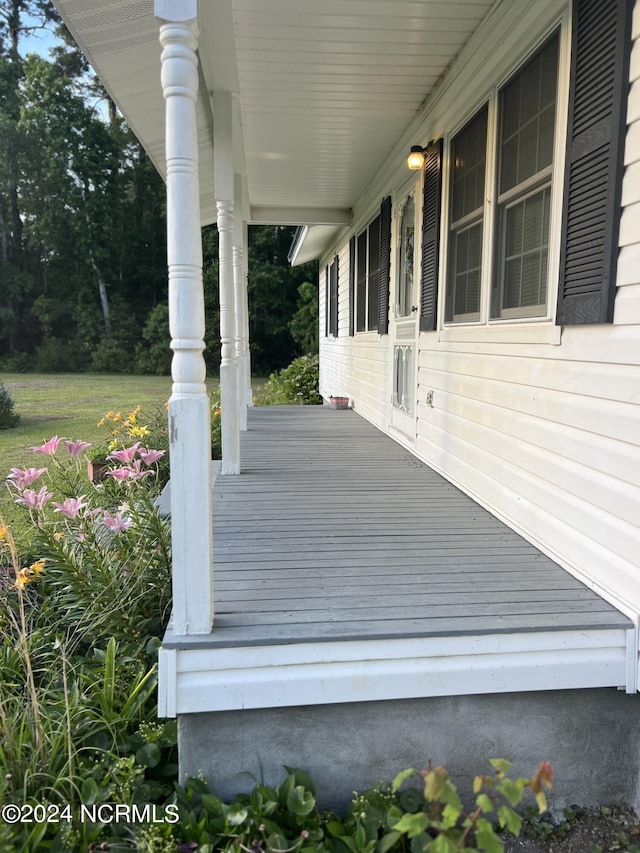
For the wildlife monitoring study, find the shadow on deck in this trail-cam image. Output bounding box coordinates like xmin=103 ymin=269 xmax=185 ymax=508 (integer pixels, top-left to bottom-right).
xmin=159 ymin=405 xmax=634 ymax=717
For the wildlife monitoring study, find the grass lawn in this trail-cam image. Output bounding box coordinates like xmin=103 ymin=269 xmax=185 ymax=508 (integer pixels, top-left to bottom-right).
xmin=1 ymin=373 xmax=179 ymax=472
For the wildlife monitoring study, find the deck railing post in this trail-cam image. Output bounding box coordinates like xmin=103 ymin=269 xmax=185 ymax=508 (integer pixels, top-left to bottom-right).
xmin=214 ymin=91 xmax=241 ymax=473
xmin=156 ymin=1 xmax=214 ymax=635
xmin=234 ymin=174 xmax=248 ymax=431
xmin=243 ymin=221 xmax=254 ymax=408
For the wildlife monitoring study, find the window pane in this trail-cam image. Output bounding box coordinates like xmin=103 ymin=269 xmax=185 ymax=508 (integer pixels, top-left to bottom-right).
xmin=367 ymin=215 xmax=381 ymax=330
xmin=450 ymin=222 xmax=482 ymax=318
xmin=499 ymin=186 xmax=550 ymax=312
xmin=451 ymin=106 xmax=487 ymax=223
xmin=494 ymin=33 xmax=558 ymax=319
xmin=356 ymin=231 xmax=367 ymax=331
xmin=499 ymin=35 xmax=558 ymax=194
xmin=398 ymin=195 xmax=415 ymax=317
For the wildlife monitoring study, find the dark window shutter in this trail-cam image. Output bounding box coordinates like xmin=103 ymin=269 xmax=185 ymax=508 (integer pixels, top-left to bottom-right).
xmin=378 ymin=195 xmax=392 ymax=335
xmin=348 ymin=236 xmax=355 ymax=336
xmin=557 ymin=0 xmax=633 ymax=325
xmin=330 ymin=255 xmax=339 ymax=337
xmin=420 ymin=139 xmax=443 ymax=331
xmin=324 ymin=265 xmax=329 ymax=337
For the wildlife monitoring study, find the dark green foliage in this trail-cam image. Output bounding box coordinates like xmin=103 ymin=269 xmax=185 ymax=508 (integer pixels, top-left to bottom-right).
xmin=0 ymin=381 xmax=19 ymax=428
xmin=290 ymin=281 xmax=319 ymax=354
xmin=261 ymin=354 xmax=321 ymax=405
xmin=0 ymin=6 xmax=318 ymax=376
xmin=136 ymin=303 xmax=172 ymax=375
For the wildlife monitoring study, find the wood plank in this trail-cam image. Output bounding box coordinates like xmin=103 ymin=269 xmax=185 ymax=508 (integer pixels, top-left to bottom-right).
xmin=204 ymin=406 xmax=631 ymax=647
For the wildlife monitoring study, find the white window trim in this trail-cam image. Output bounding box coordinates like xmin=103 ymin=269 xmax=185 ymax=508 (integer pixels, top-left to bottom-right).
xmin=437 ymin=8 xmax=571 ymax=345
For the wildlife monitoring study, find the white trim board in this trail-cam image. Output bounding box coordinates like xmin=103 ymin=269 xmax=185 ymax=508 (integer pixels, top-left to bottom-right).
xmin=158 ymin=627 xmax=634 ymax=717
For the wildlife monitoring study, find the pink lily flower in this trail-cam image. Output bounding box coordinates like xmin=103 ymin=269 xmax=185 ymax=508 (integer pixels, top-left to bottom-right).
xmin=7 ymin=467 xmax=48 ymax=489
xmin=104 ymin=466 xmax=133 ymax=481
xmin=64 ymin=440 xmax=92 ymax=458
xmin=107 ymin=442 xmax=141 ymax=464
xmin=16 ymin=486 xmax=52 ymax=510
xmin=138 ymin=448 xmax=165 ymax=466
xmin=128 ymin=459 xmax=153 ymax=481
xmin=30 ymin=436 xmax=61 ymax=456
xmin=53 ymin=497 xmax=86 ymax=519
xmin=103 ymin=510 xmax=132 ymax=533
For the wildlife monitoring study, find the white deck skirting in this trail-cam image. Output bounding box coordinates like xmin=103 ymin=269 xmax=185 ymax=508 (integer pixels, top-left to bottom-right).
xmin=158 ymin=407 xmax=636 ymax=718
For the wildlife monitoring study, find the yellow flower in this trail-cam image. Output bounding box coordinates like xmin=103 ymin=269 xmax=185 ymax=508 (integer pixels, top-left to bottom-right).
xmin=53 ymin=531 xmax=65 ymax=541
xmin=130 ymin=425 xmax=149 ymax=437
xmin=135 ymin=405 xmax=142 ymax=414
xmin=163 ymin=401 xmax=169 ymax=410
xmin=106 ymin=411 xmax=115 ymax=419
xmin=0 ymin=523 xmax=6 ymax=541
xmin=127 ymin=412 xmax=137 ymax=424
xmin=214 ymin=408 xmax=222 ymax=417
xmin=97 ymin=418 xmax=105 ymax=427
xmin=11 ymin=569 xmax=31 ymax=591
xmin=112 ymin=428 xmax=120 ymax=436
xmin=113 ymin=412 xmax=122 ymax=422
xmin=29 ymin=559 xmax=46 ymax=576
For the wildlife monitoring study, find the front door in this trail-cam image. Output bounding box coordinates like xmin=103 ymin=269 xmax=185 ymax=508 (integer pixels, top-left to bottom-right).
xmin=390 ymin=186 xmax=419 ymax=442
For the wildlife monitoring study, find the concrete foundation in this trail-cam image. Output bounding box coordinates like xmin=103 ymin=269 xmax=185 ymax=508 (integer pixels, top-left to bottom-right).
xmin=178 ymin=689 xmax=640 ymax=813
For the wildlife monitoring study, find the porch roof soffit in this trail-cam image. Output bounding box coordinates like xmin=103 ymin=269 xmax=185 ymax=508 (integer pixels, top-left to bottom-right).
xmin=52 ymin=0 xmax=497 ymax=256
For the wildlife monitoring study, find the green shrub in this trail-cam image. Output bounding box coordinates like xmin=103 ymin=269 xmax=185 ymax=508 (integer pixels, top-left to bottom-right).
xmin=261 ymin=353 xmax=321 ymax=405
xmin=35 ymin=336 xmax=77 ymax=372
xmin=0 ymin=382 xmax=19 ymax=430
xmin=211 ymin=386 xmax=222 ymax=459
xmin=135 ymin=303 xmax=172 ymax=376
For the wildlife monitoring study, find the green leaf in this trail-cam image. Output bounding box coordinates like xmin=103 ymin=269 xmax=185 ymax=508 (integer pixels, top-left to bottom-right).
xmin=81 ymin=777 xmax=99 ymax=806
xmin=498 ymin=805 xmax=522 ymax=836
xmin=429 ymin=834 xmax=460 ymax=853
xmin=136 ymin=742 xmax=161 ymax=768
xmin=475 ymin=817 xmax=504 ymax=853
xmin=497 ymin=779 xmax=524 ymax=808
xmin=201 ymin=793 xmax=223 ymax=815
xmin=266 ymin=833 xmax=291 ymax=851
xmin=386 ymin=806 xmax=404 ymax=829
xmin=476 ymin=794 xmax=494 ymax=813
xmin=286 ymin=783 xmax=316 ymax=817
xmin=226 ymin=804 xmax=248 ymax=827
xmin=400 ymin=787 xmax=424 ymax=813
xmin=327 ymin=821 xmax=346 ymax=837
xmin=393 ymin=812 xmax=429 ymax=838
xmin=489 ymin=759 xmax=512 ymax=774
xmin=284 ymin=765 xmax=317 ymax=795
xmin=392 ymin=768 xmax=417 ymax=792
xmin=376 ymin=831 xmax=402 ymax=853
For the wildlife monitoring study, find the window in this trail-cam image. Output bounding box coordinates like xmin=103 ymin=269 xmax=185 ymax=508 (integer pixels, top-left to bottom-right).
xmin=356 ymin=215 xmax=381 ymax=332
xmin=396 ymin=194 xmax=416 ymax=318
xmin=326 ymin=256 xmax=338 ymax=337
xmin=446 ymin=107 xmax=487 ymax=322
xmin=444 ymin=33 xmax=559 ymax=324
xmin=352 ymin=197 xmax=392 ymax=335
xmin=493 ymin=36 xmax=558 ymax=318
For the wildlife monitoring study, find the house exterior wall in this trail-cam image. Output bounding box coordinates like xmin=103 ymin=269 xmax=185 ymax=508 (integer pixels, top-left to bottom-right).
xmin=319 ymin=0 xmax=640 ymax=615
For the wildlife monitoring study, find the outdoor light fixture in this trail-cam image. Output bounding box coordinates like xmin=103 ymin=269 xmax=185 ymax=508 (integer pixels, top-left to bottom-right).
xmin=406 ymin=142 xmax=433 ymax=170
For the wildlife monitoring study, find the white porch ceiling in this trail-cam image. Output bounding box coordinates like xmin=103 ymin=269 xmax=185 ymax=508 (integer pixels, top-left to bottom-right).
xmin=53 ymin=0 xmax=495 ymax=248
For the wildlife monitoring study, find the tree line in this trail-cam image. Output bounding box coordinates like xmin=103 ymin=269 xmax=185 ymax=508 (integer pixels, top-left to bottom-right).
xmin=0 ymin=1 xmax=318 ymax=377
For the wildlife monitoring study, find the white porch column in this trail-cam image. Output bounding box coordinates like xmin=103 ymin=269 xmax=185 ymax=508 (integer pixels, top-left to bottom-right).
xmin=233 ymin=174 xmax=248 ymax=431
xmin=243 ymin=221 xmax=254 ymax=408
xmin=214 ymin=90 xmax=240 ymax=473
xmin=156 ymin=1 xmax=213 ymax=634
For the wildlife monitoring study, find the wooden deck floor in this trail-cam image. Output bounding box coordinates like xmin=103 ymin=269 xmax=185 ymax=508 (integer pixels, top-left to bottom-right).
xmin=206 ymin=405 xmax=630 ymax=647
